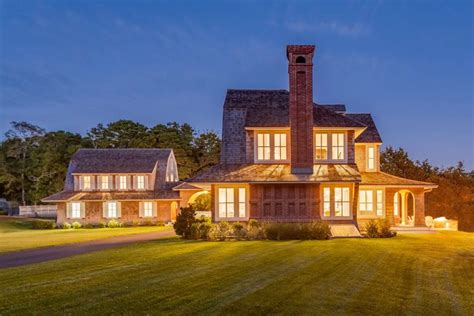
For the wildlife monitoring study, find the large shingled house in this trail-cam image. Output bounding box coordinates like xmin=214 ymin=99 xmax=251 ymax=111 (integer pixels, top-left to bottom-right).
xmin=43 ymin=149 xmax=181 ymax=224
xmin=184 ymin=45 xmax=437 ymax=232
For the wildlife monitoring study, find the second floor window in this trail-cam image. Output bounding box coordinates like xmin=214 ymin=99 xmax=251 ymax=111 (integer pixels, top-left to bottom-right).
xmin=314 ymin=132 xmax=346 ymax=161
xmin=137 ymin=176 xmax=145 ymax=190
xmin=101 ymin=176 xmax=109 ymax=190
xmin=256 ymin=132 xmax=288 ymax=161
xmin=82 ymin=176 xmax=91 ymax=190
xmin=119 ymin=176 xmax=127 ymax=190
xmin=367 ymin=146 xmax=375 ymax=170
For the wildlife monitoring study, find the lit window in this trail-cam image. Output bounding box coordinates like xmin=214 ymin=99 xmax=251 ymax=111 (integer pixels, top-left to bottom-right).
xmin=335 ymin=187 xmax=350 ymax=216
xmin=71 ymin=202 xmax=81 ymax=219
xmin=368 ymin=147 xmax=375 ymax=170
xmin=257 ymin=133 xmax=271 ymax=160
xmin=83 ymin=176 xmax=91 ymax=190
xmin=143 ymin=202 xmax=153 ymax=217
xmin=107 ymin=202 xmax=117 ymax=218
xmin=376 ymin=190 xmax=384 ymax=216
xmin=218 ymin=188 xmax=234 ymax=218
xmin=274 ymin=133 xmax=287 ymax=160
xmin=323 ymin=187 xmax=331 ymax=217
xmin=119 ymin=176 xmax=127 ymax=190
xmin=359 ymin=190 xmax=373 ymax=214
xmin=238 ymin=188 xmax=246 ymax=217
xmin=315 ymin=133 xmax=328 ymax=160
xmin=394 ymin=192 xmax=399 ymax=216
xmin=137 ymin=176 xmax=145 ymax=189
xmin=101 ymin=176 xmax=109 ymax=190
xmin=332 ymin=133 xmax=345 ymax=160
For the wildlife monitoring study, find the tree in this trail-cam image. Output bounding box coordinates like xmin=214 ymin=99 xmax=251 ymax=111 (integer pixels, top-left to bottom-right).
xmin=4 ymin=122 xmax=45 ymax=205
xmin=86 ymin=120 xmax=150 ymax=148
xmin=192 ymin=131 xmax=221 ymax=174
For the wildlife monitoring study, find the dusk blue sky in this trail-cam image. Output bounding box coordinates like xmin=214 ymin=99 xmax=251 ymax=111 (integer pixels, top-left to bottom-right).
xmin=1 ymin=0 xmax=472 ymax=169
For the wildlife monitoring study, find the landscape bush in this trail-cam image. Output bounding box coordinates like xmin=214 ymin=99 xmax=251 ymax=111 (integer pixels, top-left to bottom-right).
xmin=364 ymin=219 xmax=396 ymax=238
xmin=141 ymin=219 xmax=153 ymax=226
xmin=83 ymin=223 xmax=94 ymax=229
xmin=71 ymin=221 xmax=82 ymax=229
xmin=365 ymin=220 xmax=379 ymax=238
xmin=97 ymin=222 xmax=106 ymax=228
xmin=209 ymin=221 xmax=233 ymax=241
xmin=247 ymin=219 xmax=265 ymax=240
xmin=121 ymin=221 xmax=133 ymax=227
xmin=174 ymin=205 xmax=197 ymax=238
xmin=0 ymin=208 xmax=7 ymax=215
xmin=31 ymin=219 xmax=55 ymax=230
xmin=62 ymin=222 xmax=72 ymax=229
xmin=263 ymin=221 xmax=330 ymax=240
xmin=107 ymin=219 xmax=121 ymax=228
xmin=233 ymin=222 xmax=247 ymax=240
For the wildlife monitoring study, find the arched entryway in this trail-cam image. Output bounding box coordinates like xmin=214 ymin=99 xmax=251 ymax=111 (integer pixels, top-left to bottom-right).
xmin=394 ymin=189 xmax=416 ymax=226
xmin=187 ymin=191 xmax=211 ymax=218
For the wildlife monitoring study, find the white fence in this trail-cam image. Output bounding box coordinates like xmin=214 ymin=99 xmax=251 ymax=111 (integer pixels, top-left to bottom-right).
xmin=19 ymin=205 xmax=57 ymax=218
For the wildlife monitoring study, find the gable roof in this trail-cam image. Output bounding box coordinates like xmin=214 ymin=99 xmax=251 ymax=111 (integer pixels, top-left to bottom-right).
xmin=225 ymin=89 xmax=365 ymax=128
xmin=360 ymin=172 xmax=437 ymax=187
xmin=345 ymin=114 xmax=382 ymax=143
xmin=70 ymin=148 xmax=172 ymax=174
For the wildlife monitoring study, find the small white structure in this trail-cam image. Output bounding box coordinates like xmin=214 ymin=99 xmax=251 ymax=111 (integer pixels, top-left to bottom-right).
xmin=19 ymin=205 xmax=57 ymax=218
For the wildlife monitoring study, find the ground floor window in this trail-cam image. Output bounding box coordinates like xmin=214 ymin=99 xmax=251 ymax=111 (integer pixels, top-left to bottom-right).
xmin=143 ymin=201 xmax=153 ymax=217
xmin=217 ymin=187 xmax=247 ymax=219
xmin=359 ymin=188 xmax=384 ymax=217
xmin=104 ymin=201 xmax=119 ymax=218
xmin=71 ymin=202 xmax=81 ymax=219
xmin=322 ymin=186 xmax=351 ymax=218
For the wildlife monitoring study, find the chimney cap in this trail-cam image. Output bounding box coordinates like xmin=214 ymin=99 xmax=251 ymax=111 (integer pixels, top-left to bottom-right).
xmin=286 ymin=45 xmax=316 ymax=59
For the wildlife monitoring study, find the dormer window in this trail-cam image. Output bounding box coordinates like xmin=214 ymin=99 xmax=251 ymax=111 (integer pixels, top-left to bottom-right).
xmin=314 ymin=131 xmax=346 ymax=162
xmin=100 ymin=175 xmax=109 ymax=190
xmin=82 ymin=176 xmax=91 ymax=190
xmin=137 ymin=176 xmax=145 ymax=190
xmin=255 ymin=131 xmax=288 ymax=162
xmin=119 ymin=175 xmax=127 ymax=190
xmin=367 ymin=146 xmax=375 ymax=170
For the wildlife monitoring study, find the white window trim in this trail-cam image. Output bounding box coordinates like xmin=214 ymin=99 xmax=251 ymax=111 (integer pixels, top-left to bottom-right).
xmin=105 ymin=201 xmax=118 ymax=219
xmin=71 ymin=202 xmax=82 ymax=219
xmin=358 ymin=187 xmax=385 ymax=219
xmin=254 ymin=131 xmax=290 ymax=163
xmin=215 ymin=185 xmax=249 ymax=221
xmin=82 ymin=176 xmax=92 ymax=191
xmin=100 ymin=175 xmax=110 ymax=190
xmin=367 ymin=145 xmax=376 ymax=171
xmin=321 ymin=185 xmax=352 ymax=220
xmin=118 ymin=175 xmax=127 ymax=190
xmin=314 ymin=131 xmax=348 ymax=163
xmin=137 ymin=175 xmax=146 ymax=190
xmin=143 ymin=201 xmax=153 ymax=218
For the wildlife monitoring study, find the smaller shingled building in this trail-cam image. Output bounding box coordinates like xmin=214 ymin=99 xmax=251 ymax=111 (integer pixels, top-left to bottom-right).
xmin=43 ymin=149 xmax=181 ymax=224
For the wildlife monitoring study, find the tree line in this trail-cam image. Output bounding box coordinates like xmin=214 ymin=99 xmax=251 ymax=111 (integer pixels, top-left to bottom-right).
xmin=0 ymin=121 xmax=472 ymax=230
xmin=0 ymin=120 xmax=220 ymax=205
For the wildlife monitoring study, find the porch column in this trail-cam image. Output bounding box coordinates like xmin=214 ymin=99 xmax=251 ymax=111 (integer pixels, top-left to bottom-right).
xmin=414 ymin=190 xmax=426 ymax=227
xmin=401 ymin=191 xmax=407 ymax=225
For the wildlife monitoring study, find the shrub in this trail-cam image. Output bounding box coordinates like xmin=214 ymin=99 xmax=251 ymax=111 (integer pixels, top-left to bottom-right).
xmin=121 ymin=221 xmax=133 ymax=227
xmin=377 ymin=218 xmax=396 ymax=238
xmin=142 ymin=219 xmax=153 ymax=226
xmin=97 ymin=222 xmax=106 ymax=228
xmin=365 ymin=220 xmax=379 ymax=238
xmin=309 ymin=220 xmax=331 ymax=240
xmin=71 ymin=221 xmax=82 ymax=229
xmin=233 ymin=222 xmax=248 ymax=240
xmin=247 ymin=220 xmax=265 ymax=240
xmin=210 ymin=221 xmax=233 ymax=241
xmin=174 ymin=205 xmax=196 ymax=238
xmin=189 ymin=222 xmax=202 ymax=240
xmin=0 ymin=208 xmax=7 ymax=215
xmin=155 ymin=221 xmax=165 ymax=226
xmin=31 ymin=219 xmax=55 ymax=230
xmin=107 ymin=219 xmax=121 ymax=228
xmin=62 ymin=222 xmax=72 ymax=229
xmin=132 ymin=220 xmax=140 ymax=227
xmin=83 ymin=223 xmax=94 ymax=229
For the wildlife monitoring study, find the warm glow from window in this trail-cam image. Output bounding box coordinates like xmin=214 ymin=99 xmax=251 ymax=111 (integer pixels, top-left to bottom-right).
xmin=335 ymin=187 xmax=350 ymax=216
xmin=143 ymin=201 xmax=153 ymax=217
xmin=119 ymin=176 xmax=127 ymax=189
xmin=238 ymin=188 xmax=246 ymax=218
xmin=315 ymin=133 xmax=328 ymax=160
xmin=218 ymin=188 xmax=234 ymax=218
xmin=359 ymin=190 xmax=373 ymax=213
xmin=323 ymin=187 xmax=331 ymax=217
xmin=394 ymin=192 xmax=399 ymax=216
xmin=274 ymin=133 xmax=287 ymax=160
xmin=83 ymin=176 xmax=91 ymax=190
xmin=257 ymin=133 xmax=271 ymax=160
xmin=137 ymin=176 xmax=145 ymax=189
xmin=101 ymin=176 xmax=109 ymax=190
xmin=376 ymin=190 xmax=384 ymax=216
xmin=368 ymin=147 xmax=375 ymax=170
xmin=71 ymin=202 xmax=81 ymax=218
xmin=107 ymin=202 xmax=117 ymax=218
xmin=332 ymin=133 xmax=345 ymax=160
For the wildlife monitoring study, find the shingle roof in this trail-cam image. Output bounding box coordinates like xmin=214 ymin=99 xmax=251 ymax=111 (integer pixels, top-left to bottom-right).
xmin=42 ymin=190 xmax=180 ymax=202
xmin=346 ymin=114 xmax=382 ymax=143
xmin=188 ymin=164 xmax=361 ymax=183
xmin=172 ymin=182 xmax=203 ymax=191
xmin=225 ymin=89 xmax=365 ymax=128
xmin=360 ymin=172 xmax=437 ymax=187
xmin=70 ymin=148 xmax=172 ymax=173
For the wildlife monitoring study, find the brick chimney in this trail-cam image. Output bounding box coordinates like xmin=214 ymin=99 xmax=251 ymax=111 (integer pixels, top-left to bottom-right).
xmin=287 ymin=45 xmax=316 ymax=174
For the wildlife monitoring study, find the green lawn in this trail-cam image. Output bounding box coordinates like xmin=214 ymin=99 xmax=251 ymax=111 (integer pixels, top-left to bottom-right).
xmin=0 ymin=218 xmax=171 ymax=253
xmin=1 ymin=231 xmax=473 ymax=315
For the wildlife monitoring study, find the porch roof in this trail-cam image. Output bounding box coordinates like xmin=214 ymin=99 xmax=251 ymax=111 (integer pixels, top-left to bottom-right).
xmin=360 ymin=172 xmax=437 ymax=187
xmin=188 ymin=163 xmax=361 ymax=183
xmin=42 ymin=189 xmax=180 ymax=202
